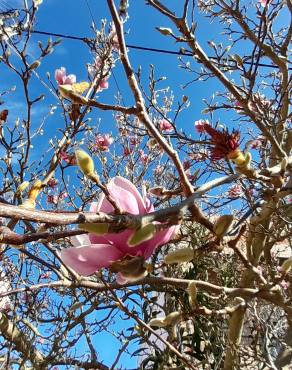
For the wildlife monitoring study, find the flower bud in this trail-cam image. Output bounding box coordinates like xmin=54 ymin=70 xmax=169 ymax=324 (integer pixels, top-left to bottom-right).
xmin=28 ymin=60 xmax=41 ymax=71
xmin=149 ymin=186 xmax=165 ymax=198
xmin=280 ymin=258 xmax=292 ymax=274
xmin=75 ymin=149 xmax=95 ymax=176
xmin=148 ymin=318 xmax=167 ymax=328
xmin=28 ymin=180 xmax=43 ymax=201
xmin=228 ymin=149 xmax=245 ymax=166
xmin=156 ymin=27 xmax=173 ymax=36
xmin=187 ymin=281 xmax=197 ymax=308
xmin=78 ymin=223 xmax=109 ymax=235
xmin=213 ymin=215 xmax=234 ymax=237
xmin=164 ymin=311 xmax=182 ymax=326
xmin=16 ymin=181 xmax=29 ymax=195
xmin=128 ymin=224 xmax=156 ymax=247
xmin=164 ymin=248 xmax=194 ymax=264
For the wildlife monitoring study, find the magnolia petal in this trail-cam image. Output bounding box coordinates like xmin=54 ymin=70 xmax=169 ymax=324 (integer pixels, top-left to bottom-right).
xmin=61 ymin=244 xmax=123 ymax=276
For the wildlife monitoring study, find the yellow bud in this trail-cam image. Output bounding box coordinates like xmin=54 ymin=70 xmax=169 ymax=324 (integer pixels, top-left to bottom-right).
xmin=164 ymin=311 xmax=182 ymax=326
xmin=78 ymin=223 xmax=109 ymax=235
xmin=213 ymin=215 xmax=234 ymax=237
xmin=28 ymin=180 xmax=43 ymax=201
xmin=187 ymin=281 xmax=197 ymax=308
xmin=75 ymin=149 xmax=95 ymax=176
xmin=164 ymin=248 xmax=194 ymax=264
xmin=228 ymin=149 xmax=245 ymax=166
xmin=128 ymin=224 xmax=156 ymax=247
xmin=148 ymin=318 xmax=167 ymax=328
xmin=280 ymin=258 xmax=292 ymax=274
xmin=16 ymin=181 xmax=29 ymax=195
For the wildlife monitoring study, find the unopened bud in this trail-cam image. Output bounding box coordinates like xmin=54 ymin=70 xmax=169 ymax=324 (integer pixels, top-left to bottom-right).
xmin=128 ymin=224 xmax=156 ymax=247
xmin=28 ymin=180 xmax=43 ymax=201
xmin=156 ymin=27 xmax=173 ymax=36
xmin=149 ymin=186 xmax=165 ymax=198
xmin=16 ymin=181 xmax=29 ymax=195
xmin=78 ymin=223 xmax=109 ymax=235
xmin=280 ymin=258 xmax=292 ymax=274
xmin=187 ymin=281 xmax=197 ymax=308
xmin=213 ymin=215 xmax=234 ymax=237
xmin=164 ymin=311 xmax=182 ymax=326
xmin=148 ymin=318 xmax=167 ymax=328
xmin=75 ymin=149 xmax=95 ymax=176
xmin=164 ymin=248 xmax=194 ymax=264
xmin=28 ymin=60 xmax=41 ymax=71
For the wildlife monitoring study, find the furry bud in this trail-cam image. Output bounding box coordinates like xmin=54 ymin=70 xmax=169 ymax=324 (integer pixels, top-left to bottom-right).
xmin=128 ymin=224 xmax=156 ymax=247
xmin=213 ymin=215 xmax=234 ymax=237
xmin=164 ymin=248 xmax=194 ymax=264
xmin=75 ymin=149 xmax=95 ymax=176
xmin=78 ymin=223 xmax=109 ymax=235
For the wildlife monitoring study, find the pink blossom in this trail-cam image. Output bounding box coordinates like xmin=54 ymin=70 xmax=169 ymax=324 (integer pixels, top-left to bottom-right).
xmin=227 ymin=184 xmax=243 ymax=198
xmin=95 ymin=134 xmax=113 ymax=151
xmin=259 ymin=0 xmax=268 ymax=7
xmin=138 ymin=150 xmax=148 ymax=165
xmin=47 ymin=178 xmax=58 ymax=188
xmin=159 ymin=119 xmax=173 ymax=132
xmin=47 ymin=195 xmax=58 ymax=204
xmin=98 ymin=78 xmax=109 ymax=91
xmin=61 ymin=177 xmax=179 ymax=283
xmin=55 ymin=67 xmax=76 ymax=86
xmin=129 ymin=136 xmax=140 ymax=146
xmin=189 ymin=152 xmax=205 ymax=161
xmin=123 ymin=147 xmax=132 ymax=156
xmin=59 ymin=151 xmax=76 ymax=165
xmin=250 ymin=139 xmax=262 ymax=149
xmin=194 ymin=119 xmax=210 ymax=133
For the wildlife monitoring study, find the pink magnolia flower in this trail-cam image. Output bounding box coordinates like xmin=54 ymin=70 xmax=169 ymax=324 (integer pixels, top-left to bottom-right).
xmin=95 ymin=134 xmax=113 ymax=151
xmin=159 ymin=119 xmax=173 ymax=133
xmin=259 ymin=0 xmax=268 ymax=7
xmin=98 ymin=78 xmax=109 ymax=91
xmin=250 ymin=139 xmax=262 ymax=149
xmin=123 ymin=147 xmax=132 ymax=156
xmin=47 ymin=178 xmax=58 ymax=189
xmin=194 ymin=119 xmax=210 ymax=133
xmin=55 ymin=67 xmax=76 ymax=86
xmin=138 ymin=149 xmax=149 ymax=165
xmin=61 ymin=177 xmax=179 ymax=283
xmin=59 ymin=151 xmax=76 ymax=165
xmin=227 ymin=184 xmax=243 ymax=198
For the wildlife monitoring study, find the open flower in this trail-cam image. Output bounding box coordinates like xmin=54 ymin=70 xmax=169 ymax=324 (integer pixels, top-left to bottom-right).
xmin=95 ymin=134 xmax=113 ymax=151
xmin=61 ymin=177 xmax=179 ymax=283
xmin=201 ymin=123 xmax=241 ymax=161
xmin=194 ymin=119 xmax=209 ymax=133
xmin=55 ymin=67 xmax=76 ymax=86
xmin=159 ymin=119 xmax=173 ymax=132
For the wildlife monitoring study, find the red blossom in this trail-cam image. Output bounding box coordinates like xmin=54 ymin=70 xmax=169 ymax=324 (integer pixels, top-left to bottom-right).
xmin=203 ymin=124 xmax=240 ymax=160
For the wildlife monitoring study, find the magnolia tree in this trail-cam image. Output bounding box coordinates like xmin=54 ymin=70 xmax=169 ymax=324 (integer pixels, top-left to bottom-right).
xmin=0 ymin=0 xmax=291 ymax=369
